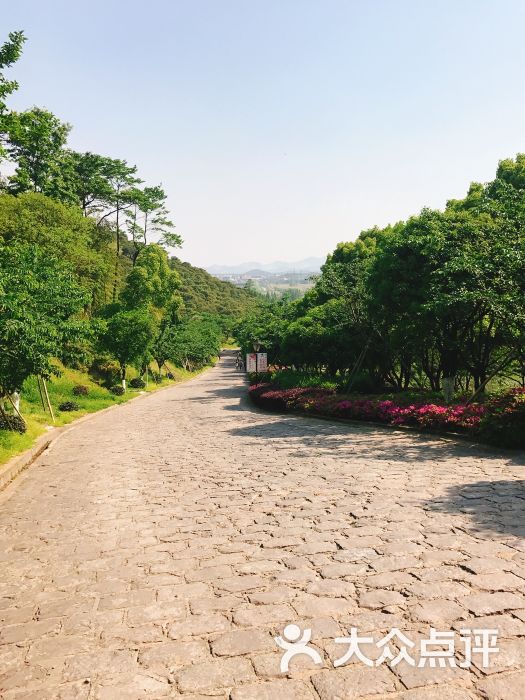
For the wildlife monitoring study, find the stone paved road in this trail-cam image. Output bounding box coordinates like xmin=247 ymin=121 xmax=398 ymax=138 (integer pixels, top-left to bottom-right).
xmin=1 ymin=352 xmax=525 ymax=699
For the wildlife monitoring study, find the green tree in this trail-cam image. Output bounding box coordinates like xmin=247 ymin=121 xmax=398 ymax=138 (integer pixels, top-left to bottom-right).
xmin=5 ymin=107 xmax=71 ymax=193
xmin=121 ymin=245 xmax=186 ymax=376
xmin=235 ymin=302 xmax=288 ymax=366
xmin=243 ymin=279 xmax=259 ymax=296
xmin=234 ymin=156 xmax=525 ymax=399
xmin=0 ymin=192 xmax=113 ymax=307
xmin=0 ymin=30 xmax=26 ymax=162
xmin=0 ymin=243 xmax=88 ymax=400
xmin=121 ymin=244 xmax=182 ymax=313
xmin=167 ymin=316 xmax=222 ymax=371
xmin=101 ymin=309 xmax=157 ymax=388
xmin=93 ymin=158 xmax=140 ymax=301
xmin=369 ymin=205 xmax=524 ymax=395
xmin=54 ymin=150 xmax=116 ymax=214
xmin=125 ymin=185 xmax=181 ymax=261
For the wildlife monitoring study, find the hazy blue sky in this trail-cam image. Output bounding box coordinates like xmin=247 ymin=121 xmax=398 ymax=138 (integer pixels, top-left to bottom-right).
xmin=3 ymin=1 xmax=525 ymax=267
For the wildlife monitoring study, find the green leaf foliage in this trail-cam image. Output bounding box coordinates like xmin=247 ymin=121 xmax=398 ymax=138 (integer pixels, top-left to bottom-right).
xmin=101 ymin=309 xmax=158 ymax=380
xmin=5 ymin=107 xmax=71 ymax=193
xmin=121 ymin=244 xmax=181 ymax=313
xmin=164 ymin=316 xmax=222 ymax=371
xmin=0 ymin=192 xmax=113 ymax=306
xmin=0 ymin=243 xmax=89 ymax=395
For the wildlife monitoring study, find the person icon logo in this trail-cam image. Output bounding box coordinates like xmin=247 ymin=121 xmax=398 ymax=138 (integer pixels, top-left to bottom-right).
xmin=275 ymin=624 xmax=323 ymax=673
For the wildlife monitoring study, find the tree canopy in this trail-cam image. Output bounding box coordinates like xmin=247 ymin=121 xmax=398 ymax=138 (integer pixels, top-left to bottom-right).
xmin=0 ymin=244 xmax=88 ymax=395
xmin=237 ymin=156 xmax=525 ymax=398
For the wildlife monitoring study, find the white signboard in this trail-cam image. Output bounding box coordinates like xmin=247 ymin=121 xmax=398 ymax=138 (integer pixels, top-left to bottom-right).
xmin=257 ymin=353 xmax=268 ymax=372
xmin=246 ymin=353 xmax=257 ymax=372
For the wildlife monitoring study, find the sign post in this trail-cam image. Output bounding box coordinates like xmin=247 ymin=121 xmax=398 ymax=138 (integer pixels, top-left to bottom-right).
xmin=246 ymin=351 xmax=268 ymax=382
xmin=252 ymin=340 xmax=262 ymax=384
xmin=257 ymin=353 xmax=268 ymax=373
xmin=246 ymin=353 xmax=257 ymax=373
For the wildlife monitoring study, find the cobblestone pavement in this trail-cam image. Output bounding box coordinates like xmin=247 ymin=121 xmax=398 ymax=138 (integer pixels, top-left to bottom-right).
xmin=1 ymin=352 xmax=525 ymax=699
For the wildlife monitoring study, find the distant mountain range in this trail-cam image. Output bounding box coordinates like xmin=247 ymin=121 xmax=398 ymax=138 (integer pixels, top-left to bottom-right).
xmin=206 ymin=257 xmax=324 ymax=275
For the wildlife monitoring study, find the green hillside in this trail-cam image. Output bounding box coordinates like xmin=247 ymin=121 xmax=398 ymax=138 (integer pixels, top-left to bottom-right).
xmin=170 ymin=257 xmax=259 ymax=318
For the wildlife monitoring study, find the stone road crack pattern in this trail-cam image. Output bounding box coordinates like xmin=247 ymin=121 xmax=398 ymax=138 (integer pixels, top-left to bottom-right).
xmin=1 ymin=351 xmax=525 ymax=699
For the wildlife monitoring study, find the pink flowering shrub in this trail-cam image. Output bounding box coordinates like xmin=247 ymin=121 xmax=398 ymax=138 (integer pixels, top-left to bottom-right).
xmin=331 ymin=397 xmax=486 ymax=430
xmin=248 ymin=384 xmax=335 ymax=412
xmin=248 ymin=382 xmax=507 ymax=434
xmin=248 ymin=384 xmax=524 ymax=446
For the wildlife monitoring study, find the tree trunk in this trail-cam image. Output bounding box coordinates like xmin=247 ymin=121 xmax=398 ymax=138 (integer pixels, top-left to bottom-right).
xmin=131 ymin=204 xmax=139 ymax=266
xmin=10 ymin=391 xmax=20 ymax=413
xmin=421 ymin=348 xmax=441 ymax=391
xmin=112 ymin=199 xmax=121 ymax=303
xmin=440 ymin=340 xmax=459 ymax=401
xmin=442 ymin=376 xmax=455 ymax=404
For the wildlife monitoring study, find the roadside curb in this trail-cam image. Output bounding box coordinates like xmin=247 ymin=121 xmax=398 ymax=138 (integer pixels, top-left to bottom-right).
xmin=0 ymin=363 xmax=217 ymax=497
xmin=0 ymin=430 xmax=59 ymax=492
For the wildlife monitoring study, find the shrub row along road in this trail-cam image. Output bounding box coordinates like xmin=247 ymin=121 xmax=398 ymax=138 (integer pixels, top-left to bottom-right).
xmin=1 ymin=351 xmax=524 ymax=699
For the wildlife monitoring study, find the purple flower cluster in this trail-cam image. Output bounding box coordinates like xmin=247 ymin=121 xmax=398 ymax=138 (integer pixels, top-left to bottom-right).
xmin=333 ymin=399 xmax=486 ymax=430
xmin=249 ymin=384 xmax=490 ymax=432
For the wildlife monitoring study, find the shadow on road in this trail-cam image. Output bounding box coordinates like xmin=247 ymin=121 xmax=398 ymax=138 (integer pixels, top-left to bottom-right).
xmin=173 ymin=349 xmax=525 ymax=470
xmin=424 ymin=479 xmax=525 ymax=537
xmin=227 ymin=417 xmax=525 ymax=465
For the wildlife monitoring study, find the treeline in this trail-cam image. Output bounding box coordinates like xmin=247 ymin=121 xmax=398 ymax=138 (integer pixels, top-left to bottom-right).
xmin=0 ymin=31 xmax=253 ymax=416
xmin=237 ymin=156 xmax=525 ymax=400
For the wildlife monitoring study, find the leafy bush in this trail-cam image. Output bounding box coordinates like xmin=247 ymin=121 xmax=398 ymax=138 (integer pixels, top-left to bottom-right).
xmin=90 ymin=355 xmax=120 ymax=386
xmin=0 ymin=413 xmax=27 ymax=433
xmin=58 ymin=400 xmax=80 ymax=412
xmin=129 ymin=377 xmax=146 ymax=389
xmin=72 ymin=385 xmax=88 ymax=396
xmin=247 ymin=371 xmax=271 ymax=384
xmin=344 ymin=372 xmax=384 ymax=394
xmin=271 ymin=369 xmax=338 ymax=391
xmin=110 ymin=385 xmax=125 ymax=396
xmin=477 ymin=388 xmax=525 ymax=448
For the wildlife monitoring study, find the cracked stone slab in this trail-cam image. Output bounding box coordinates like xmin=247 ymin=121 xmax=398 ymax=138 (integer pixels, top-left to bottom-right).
xmin=0 ymin=353 xmax=524 ymax=698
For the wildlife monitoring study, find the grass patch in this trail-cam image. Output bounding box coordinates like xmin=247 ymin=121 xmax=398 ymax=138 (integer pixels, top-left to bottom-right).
xmin=0 ymin=361 xmax=205 ymax=466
